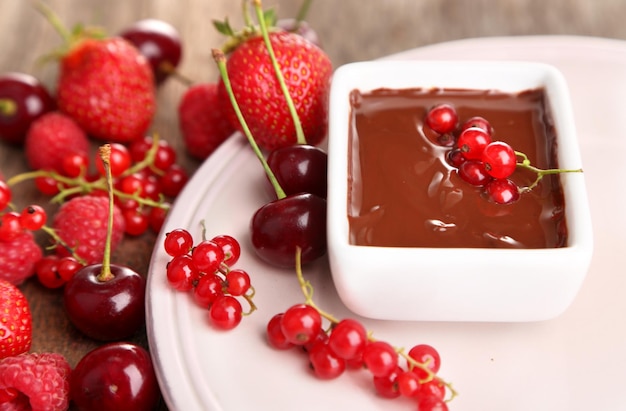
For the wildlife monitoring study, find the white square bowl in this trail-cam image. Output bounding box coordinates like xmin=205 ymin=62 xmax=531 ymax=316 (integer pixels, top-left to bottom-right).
xmin=326 ymin=60 xmax=593 ymax=322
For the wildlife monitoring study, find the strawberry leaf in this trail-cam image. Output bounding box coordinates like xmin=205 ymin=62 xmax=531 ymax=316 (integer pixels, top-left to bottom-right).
xmin=213 ymin=18 xmax=235 ymax=36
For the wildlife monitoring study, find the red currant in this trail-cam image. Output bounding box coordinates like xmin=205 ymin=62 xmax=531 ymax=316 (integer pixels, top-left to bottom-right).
xmin=164 ymin=228 xmax=193 ymax=257
xmin=266 ymin=313 xmax=294 ymax=350
xmin=0 ymin=211 xmax=22 ymax=241
xmin=372 ymin=365 xmax=402 ymax=399
xmin=149 ymin=205 xmax=168 ymax=233
xmin=308 ymin=341 xmax=346 ymax=380
xmin=457 ymin=126 xmax=492 ymax=160
xmin=193 ymin=274 xmax=224 ymax=308
xmin=35 ymin=255 xmax=65 ymax=289
xmin=160 ymin=164 xmax=188 ymax=197
xmin=57 ymin=256 xmax=82 ymax=282
xmin=485 ymin=178 xmax=520 ymax=204
xmin=96 ymin=143 xmax=131 ymax=177
xmin=153 ymin=140 xmax=177 ymax=172
xmin=166 ymin=254 xmax=199 ymax=291
xmin=481 ymin=141 xmax=517 ymax=179
xmin=425 ymin=103 xmax=458 ymax=134
xmin=460 ymin=115 xmax=493 ymax=136
xmin=0 ymin=180 xmax=13 ymax=210
xmin=123 ymin=208 xmax=150 ymax=236
xmin=19 ymin=205 xmax=47 ymax=231
xmin=62 ymin=152 xmax=89 ymax=177
xmin=408 ymin=344 xmax=441 ymax=381
xmin=191 ymin=240 xmax=225 ymax=274
xmin=224 ymin=269 xmax=251 ymax=296
xmin=280 ymin=304 xmax=322 ymax=345
xmin=417 ymin=395 xmax=449 ymax=411
xmin=327 ymin=318 xmax=367 ymax=360
xmin=362 ymin=340 xmax=398 ymax=378
xmin=458 ymin=160 xmax=492 ymax=186
xmin=208 ymin=295 xmax=242 ymax=330
xmin=397 ymin=369 xmax=421 ymax=397
xmin=211 ymin=234 xmax=241 ymax=266
xmin=34 ymin=175 xmax=60 ymax=195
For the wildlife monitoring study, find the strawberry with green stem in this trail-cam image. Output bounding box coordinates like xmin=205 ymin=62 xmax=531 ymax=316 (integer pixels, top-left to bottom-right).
xmin=35 ymin=2 xmax=156 ymax=144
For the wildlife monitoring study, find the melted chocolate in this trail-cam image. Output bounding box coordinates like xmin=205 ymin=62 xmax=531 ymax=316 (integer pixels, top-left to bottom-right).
xmin=348 ymin=87 xmax=568 ymax=248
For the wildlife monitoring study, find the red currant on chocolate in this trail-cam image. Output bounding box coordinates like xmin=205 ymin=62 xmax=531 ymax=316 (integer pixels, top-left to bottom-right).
xmin=461 ymin=115 xmax=493 ymax=136
xmin=482 ymin=141 xmax=517 ymax=179
xmin=457 ymin=126 xmax=492 ymax=160
xmin=485 ymin=178 xmax=520 ymax=204
xmin=458 ymin=160 xmax=492 ymax=186
xmin=425 ymin=103 xmax=458 ymax=134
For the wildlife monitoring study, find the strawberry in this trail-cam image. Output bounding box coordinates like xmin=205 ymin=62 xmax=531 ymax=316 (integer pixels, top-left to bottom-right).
xmin=56 ymin=37 xmax=156 ymax=143
xmin=24 ymin=111 xmax=90 ymax=173
xmin=0 ymin=280 xmax=32 ymax=359
xmin=217 ymin=30 xmax=332 ymax=151
xmin=178 ymin=82 xmax=236 ymax=160
xmin=52 ymin=195 xmax=125 ymax=264
xmin=0 ymin=352 xmax=71 ymax=410
xmin=0 ymin=231 xmax=43 ymax=285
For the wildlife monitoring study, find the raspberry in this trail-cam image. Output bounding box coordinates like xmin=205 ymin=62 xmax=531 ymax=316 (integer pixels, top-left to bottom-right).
xmin=0 ymin=231 xmax=42 ymax=285
xmin=0 ymin=352 xmax=71 ymax=411
xmin=178 ymin=82 xmax=235 ymax=160
xmin=52 ymin=195 xmax=125 ymax=264
xmin=0 ymin=280 xmax=32 ymax=360
xmin=24 ymin=111 xmax=90 ymax=173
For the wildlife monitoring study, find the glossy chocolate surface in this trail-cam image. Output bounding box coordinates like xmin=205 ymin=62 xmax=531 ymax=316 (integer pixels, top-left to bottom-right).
xmin=348 ymin=87 xmax=567 ymax=248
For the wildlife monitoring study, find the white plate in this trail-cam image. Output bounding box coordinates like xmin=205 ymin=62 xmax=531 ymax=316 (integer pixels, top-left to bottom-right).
xmin=146 ymin=36 xmax=626 ymax=411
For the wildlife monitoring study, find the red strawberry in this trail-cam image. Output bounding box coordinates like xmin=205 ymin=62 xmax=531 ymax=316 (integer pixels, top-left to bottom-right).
xmin=178 ymin=82 xmax=235 ymax=160
xmin=0 ymin=280 xmax=32 ymax=359
xmin=0 ymin=231 xmax=43 ymax=285
xmin=217 ymin=30 xmax=332 ymax=151
xmin=52 ymin=195 xmax=125 ymax=264
xmin=24 ymin=111 xmax=90 ymax=172
xmin=56 ymin=37 xmax=156 ymax=143
xmin=0 ymin=352 xmax=71 ymax=410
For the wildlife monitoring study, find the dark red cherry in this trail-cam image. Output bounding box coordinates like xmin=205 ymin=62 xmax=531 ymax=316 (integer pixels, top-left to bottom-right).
xmin=267 ymin=144 xmax=328 ymax=199
xmin=119 ymin=19 xmax=182 ymax=85
xmin=63 ymin=264 xmax=146 ymax=341
xmin=276 ymin=19 xmax=321 ymax=47
xmin=71 ymin=342 xmax=159 ymax=411
xmin=250 ymin=192 xmax=326 ymax=268
xmin=0 ymin=72 xmax=55 ymax=144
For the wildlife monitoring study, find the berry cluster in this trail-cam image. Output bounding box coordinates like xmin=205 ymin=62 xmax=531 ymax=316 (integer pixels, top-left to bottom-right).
xmin=426 ymin=103 xmax=582 ymax=204
xmin=164 ymin=227 xmax=257 ymax=330
xmin=266 ymin=250 xmax=456 ymax=410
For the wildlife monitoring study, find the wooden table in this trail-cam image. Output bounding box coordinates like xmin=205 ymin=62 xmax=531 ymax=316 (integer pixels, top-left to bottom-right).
xmin=1 ymin=1 xmax=625 ymax=409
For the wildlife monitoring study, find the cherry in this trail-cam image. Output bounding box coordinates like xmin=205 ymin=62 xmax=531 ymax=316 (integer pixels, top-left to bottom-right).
xmin=425 ymin=103 xmax=458 ymax=135
xmin=63 ymin=145 xmax=146 ymax=341
xmin=250 ymin=192 xmax=327 ymax=268
xmin=457 ymin=126 xmax=492 ymax=160
xmin=70 ymin=342 xmax=159 ymax=411
xmin=266 ymin=144 xmax=328 ymax=199
xmin=0 ymin=72 xmax=55 ymax=145
xmin=119 ymin=19 xmax=183 ymax=85
xmin=481 ymin=141 xmax=517 ymax=179
xmin=277 ymin=18 xmax=321 ymax=47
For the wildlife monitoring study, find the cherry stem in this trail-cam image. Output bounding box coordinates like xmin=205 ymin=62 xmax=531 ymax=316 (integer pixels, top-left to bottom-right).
xmin=212 ymin=48 xmax=286 ymax=199
xmin=294 ymin=246 xmax=458 ymax=401
xmin=97 ymin=144 xmax=115 ymax=282
xmin=159 ymin=61 xmax=194 ymax=87
xmin=252 ymin=0 xmax=307 ymax=145
xmin=294 ymin=0 xmax=313 ymax=25
xmin=0 ymin=99 xmax=17 ymax=116
xmin=515 ymin=150 xmax=583 ymax=192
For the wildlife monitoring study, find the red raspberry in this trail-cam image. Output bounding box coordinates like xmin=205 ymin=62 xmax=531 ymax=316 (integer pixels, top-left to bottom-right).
xmin=0 ymin=280 xmax=32 ymax=359
xmin=178 ymin=82 xmax=235 ymax=160
xmin=0 ymin=231 xmax=42 ymax=285
xmin=52 ymin=195 xmax=125 ymax=264
xmin=24 ymin=111 xmax=90 ymax=173
xmin=0 ymin=352 xmax=71 ymax=411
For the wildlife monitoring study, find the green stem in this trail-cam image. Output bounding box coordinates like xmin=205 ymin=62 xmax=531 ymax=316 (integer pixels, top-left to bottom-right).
xmin=0 ymin=99 xmax=17 ymax=116
xmin=33 ymin=1 xmax=72 ymax=45
xmin=252 ymin=0 xmax=307 ymax=145
xmin=97 ymin=145 xmax=115 ymax=282
xmin=515 ymin=150 xmax=583 ymax=192
xmin=40 ymin=226 xmax=87 ymax=266
xmin=212 ymin=48 xmax=286 ymax=199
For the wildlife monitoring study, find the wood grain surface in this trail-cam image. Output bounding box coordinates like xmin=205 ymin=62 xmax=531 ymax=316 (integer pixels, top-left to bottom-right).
xmin=1 ymin=0 xmax=624 ymax=409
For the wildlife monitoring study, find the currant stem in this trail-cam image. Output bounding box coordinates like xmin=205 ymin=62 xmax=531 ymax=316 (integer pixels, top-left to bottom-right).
xmin=514 ymin=150 xmax=583 ymax=192
xmin=39 ymin=225 xmax=87 ymax=266
xmin=97 ymin=144 xmax=115 ymax=282
xmin=252 ymin=0 xmax=307 ymax=145
xmin=212 ymin=48 xmax=286 ymax=199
